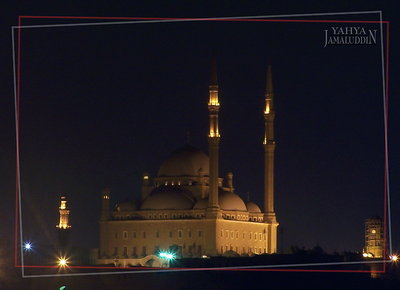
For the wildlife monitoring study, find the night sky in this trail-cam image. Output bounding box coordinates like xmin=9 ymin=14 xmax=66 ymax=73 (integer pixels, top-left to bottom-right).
xmin=1 ymin=2 xmax=400 ymax=275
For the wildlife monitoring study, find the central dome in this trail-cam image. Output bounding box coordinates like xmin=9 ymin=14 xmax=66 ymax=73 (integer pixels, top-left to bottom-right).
xmin=158 ymin=144 xmax=209 ymax=177
xmin=141 ymin=186 xmax=195 ymax=210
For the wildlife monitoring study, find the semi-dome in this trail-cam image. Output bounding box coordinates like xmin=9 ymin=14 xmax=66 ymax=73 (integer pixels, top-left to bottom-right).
xmin=219 ymin=191 xmax=247 ymax=211
xmin=140 ymin=186 xmax=195 ymax=210
xmin=158 ymin=144 xmax=209 ymax=177
xmin=114 ymin=199 xmax=137 ymax=212
xmin=246 ymin=201 xmax=262 ymax=213
xmin=193 ymin=198 xmax=208 ymax=209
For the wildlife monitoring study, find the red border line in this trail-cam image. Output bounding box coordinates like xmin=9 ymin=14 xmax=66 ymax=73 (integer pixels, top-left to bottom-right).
xmin=382 ymin=20 xmax=390 ymax=273
xmin=14 ymin=16 xmax=21 ymax=268
xmin=14 ymin=16 xmax=390 ymax=274
xmin=17 ymin=15 xmax=389 ymax=24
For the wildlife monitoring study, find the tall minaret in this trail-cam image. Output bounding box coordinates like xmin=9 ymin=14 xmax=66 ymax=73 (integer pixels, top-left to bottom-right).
xmin=56 ymin=194 xmax=71 ymax=251
xmin=207 ymin=59 xmax=221 ymax=215
xmin=263 ymin=65 xmax=277 ymax=223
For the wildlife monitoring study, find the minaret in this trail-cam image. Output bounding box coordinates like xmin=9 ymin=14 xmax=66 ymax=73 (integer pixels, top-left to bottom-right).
xmin=57 ymin=194 xmax=71 ymax=230
xmin=99 ymin=188 xmax=111 ymax=259
xmin=263 ymin=66 xmax=278 ymax=253
xmin=100 ymin=188 xmax=111 ymax=221
xmin=56 ymin=194 xmax=71 ymax=250
xmin=263 ymin=66 xmax=276 ymax=219
xmin=141 ymin=172 xmax=152 ymax=201
xmin=226 ymin=172 xmax=234 ymax=192
xmin=207 ymin=59 xmax=221 ymax=215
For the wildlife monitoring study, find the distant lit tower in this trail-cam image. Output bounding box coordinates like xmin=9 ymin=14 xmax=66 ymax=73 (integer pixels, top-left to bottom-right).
xmin=99 ymin=188 xmax=111 ymax=258
xmin=364 ymin=217 xmax=384 ymax=258
xmin=56 ymin=194 xmax=71 ymax=249
xmin=57 ymin=194 xmax=71 ymax=229
xmin=100 ymin=188 xmax=111 ymax=221
xmin=263 ymin=66 xmax=279 ymax=253
xmin=207 ymin=59 xmax=221 ymax=218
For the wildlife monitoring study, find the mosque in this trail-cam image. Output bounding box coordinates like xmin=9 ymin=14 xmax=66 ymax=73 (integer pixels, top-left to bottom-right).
xmin=96 ymin=62 xmax=279 ymax=265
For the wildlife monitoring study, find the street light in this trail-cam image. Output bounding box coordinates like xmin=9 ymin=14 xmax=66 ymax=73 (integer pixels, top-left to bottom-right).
xmin=57 ymin=256 xmax=69 ymax=267
xmin=362 ymin=252 xmax=373 ymax=258
xmin=24 ymin=242 xmax=32 ymax=251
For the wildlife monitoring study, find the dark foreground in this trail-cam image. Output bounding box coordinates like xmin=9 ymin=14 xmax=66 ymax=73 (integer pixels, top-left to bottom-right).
xmin=3 ymin=263 xmax=400 ymax=290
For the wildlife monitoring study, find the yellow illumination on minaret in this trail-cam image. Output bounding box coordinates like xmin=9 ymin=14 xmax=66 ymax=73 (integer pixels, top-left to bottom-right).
xmin=207 ymin=59 xmax=221 ymax=214
xmin=100 ymin=188 xmax=111 ymax=221
xmin=208 ymin=87 xmax=220 ymax=107
xmin=56 ymin=194 xmax=71 ymax=230
xmin=264 ymin=100 xmax=271 ymax=115
xmin=208 ymin=60 xmax=220 ymax=138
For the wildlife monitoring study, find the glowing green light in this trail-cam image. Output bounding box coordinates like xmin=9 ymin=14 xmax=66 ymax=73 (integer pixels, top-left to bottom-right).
xmin=159 ymin=252 xmax=175 ymax=260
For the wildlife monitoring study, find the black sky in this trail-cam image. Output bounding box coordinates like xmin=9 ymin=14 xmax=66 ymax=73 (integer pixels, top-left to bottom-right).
xmin=1 ymin=2 xmax=400 ymax=271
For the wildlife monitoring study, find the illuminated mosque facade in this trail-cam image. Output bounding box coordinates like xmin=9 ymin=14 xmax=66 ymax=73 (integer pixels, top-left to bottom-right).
xmin=96 ymin=63 xmax=279 ymax=265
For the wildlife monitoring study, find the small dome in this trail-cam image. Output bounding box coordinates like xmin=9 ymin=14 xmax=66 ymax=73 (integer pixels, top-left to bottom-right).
xmin=158 ymin=145 xmax=209 ymax=177
xmin=193 ymin=198 xmax=208 ymax=209
xmin=115 ymin=199 xmax=137 ymax=212
xmin=141 ymin=186 xmax=195 ymax=210
xmin=222 ymin=250 xmax=240 ymax=257
xmin=219 ymin=191 xmax=247 ymax=211
xmin=246 ymin=202 xmax=262 ymax=213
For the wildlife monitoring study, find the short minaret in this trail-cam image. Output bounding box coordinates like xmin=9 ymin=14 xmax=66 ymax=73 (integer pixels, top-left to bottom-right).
xmin=100 ymin=188 xmax=111 ymax=221
xmin=263 ymin=66 xmax=279 ymax=253
xmin=226 ymin=172 xmax=234 ymax=192
xmin=207 ymin=59 xmax=221 ymax=214
xmin=57 ymin=194 xmax=71 ymax=230
xmin=141 ymin=172 xmax=152 ymax=200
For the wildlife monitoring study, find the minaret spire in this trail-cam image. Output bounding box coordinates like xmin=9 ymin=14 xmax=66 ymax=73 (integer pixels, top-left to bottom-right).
xmin=264 ymin=65 xmax=274 ymax=137
xmin=266 ymin=65 xmax=274 ymax=101
xmin=207 ymin=59 xmax=221 ymax=215
xmin=210 ymin=58 xmax=218 ymax=86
